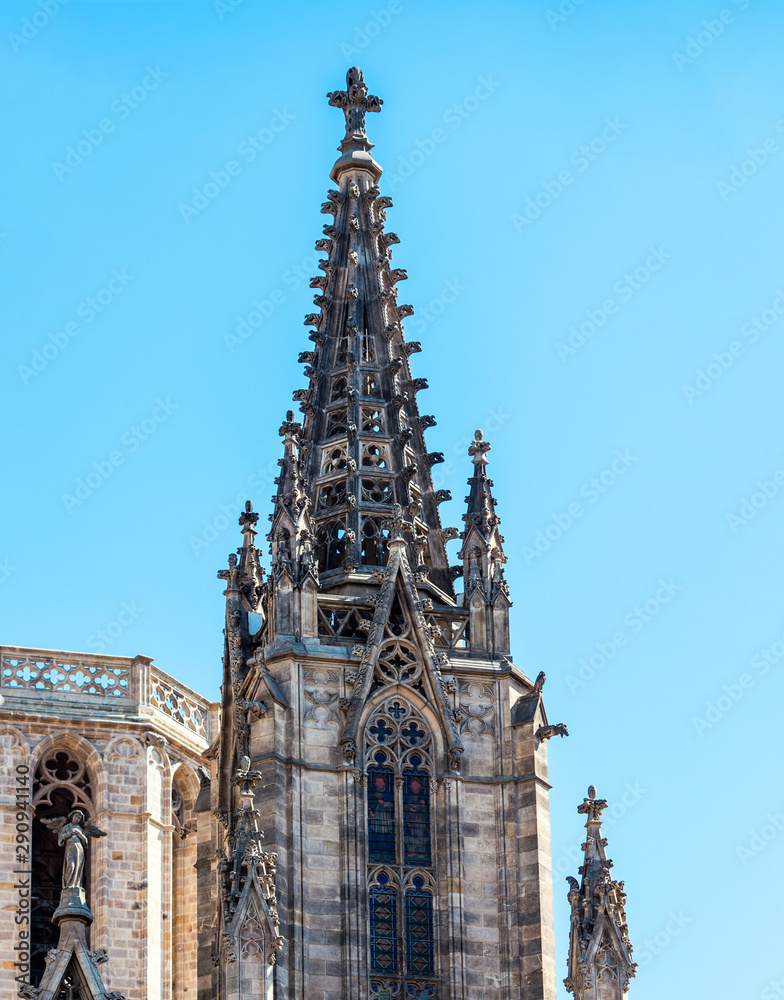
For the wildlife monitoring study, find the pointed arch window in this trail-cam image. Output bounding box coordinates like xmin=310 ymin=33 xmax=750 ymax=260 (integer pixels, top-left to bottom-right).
xmin=360 ymin=518 xmax=390 ymax=566
xmin=31 ymin=751 xmax=95 ymax=988
xmin=316 ymin=519 xmax=347 ymax=572
xmin=363 ymin=373 xmax=382 ymax=397
xmin=331 ymin=375 xmax=348 ymax=401
xmin=366 ymin=699 xmax=437 ymax=998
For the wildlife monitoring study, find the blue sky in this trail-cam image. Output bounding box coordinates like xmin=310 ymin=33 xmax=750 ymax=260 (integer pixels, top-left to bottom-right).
xmin=2 ymin=1 xmax=783 ymax=996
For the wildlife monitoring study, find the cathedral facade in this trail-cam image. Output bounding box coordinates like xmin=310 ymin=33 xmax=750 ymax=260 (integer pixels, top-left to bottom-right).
xmin=0 ymin=70 xmax=634 ymax=1000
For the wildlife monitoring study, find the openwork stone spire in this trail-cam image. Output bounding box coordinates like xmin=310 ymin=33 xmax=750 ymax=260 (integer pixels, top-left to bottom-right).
xmin=264 ymin=65 xmax=456 ymax=619
xmin=565 ymin=787 xmax=636 ymax=1000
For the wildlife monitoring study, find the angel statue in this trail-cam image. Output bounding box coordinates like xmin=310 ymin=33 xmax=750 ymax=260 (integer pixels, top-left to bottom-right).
xmin=42 ymin=809 xmax=107 ymax=890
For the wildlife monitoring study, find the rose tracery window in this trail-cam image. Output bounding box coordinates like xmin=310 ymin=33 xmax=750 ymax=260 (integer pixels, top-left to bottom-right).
xmin=366 ymin=699 xmax=437 ymax=999
xmin=362 ymin=444 xmax=389 ymax=469
xmin=322 ymin=445 xmax=349 ymax=474
xmin=318 ymin=481 xmax=347 ymax=511
xmin=362 ymin=478 xmax=393 ymax=504
xmin=375 ymin=641 xmax=421 ymax=685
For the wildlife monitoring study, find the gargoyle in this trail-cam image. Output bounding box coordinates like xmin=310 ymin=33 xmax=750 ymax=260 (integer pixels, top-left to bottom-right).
xmin=535 ymin=723 xmax=569 ymax=742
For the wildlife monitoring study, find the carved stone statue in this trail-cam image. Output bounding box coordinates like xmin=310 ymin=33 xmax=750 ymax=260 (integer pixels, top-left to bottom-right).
xmin=42 ymin=809 xmax=106 ymax=890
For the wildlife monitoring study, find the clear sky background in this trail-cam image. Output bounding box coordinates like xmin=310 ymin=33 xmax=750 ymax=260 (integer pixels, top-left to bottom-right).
xmin=2 ymin=1 xmax=783 ymax=996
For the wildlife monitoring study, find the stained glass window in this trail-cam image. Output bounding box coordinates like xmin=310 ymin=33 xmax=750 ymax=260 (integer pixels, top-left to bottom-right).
xmin=402 ymin=765 xmax=431 ymax=866
xmin=366 ymin=698 xmax=437 ymax=997
xmin=370 ymin=872 xmax=398 ymax=973
xmin=405 ymin=876 xmax=434 ymax=976
xmin=368 ymin=757 xmax=396 ymax=863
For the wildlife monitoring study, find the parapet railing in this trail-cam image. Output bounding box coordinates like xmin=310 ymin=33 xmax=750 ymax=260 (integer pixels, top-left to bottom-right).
xmin=0 ymin=646 xmax=214 ymax=745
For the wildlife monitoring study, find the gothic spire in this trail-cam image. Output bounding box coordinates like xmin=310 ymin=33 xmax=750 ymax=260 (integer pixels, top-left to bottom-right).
xmin=565 ymin=787 xmax=636 ymax=999
xmin=274 ymin=66 xmax=454 ymax=604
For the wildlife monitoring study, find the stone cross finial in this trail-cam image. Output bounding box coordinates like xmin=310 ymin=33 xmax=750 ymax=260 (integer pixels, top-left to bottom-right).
xmin=279 ymin=410 xmax=302 ymax=438
xmin=239 ymin=499 xmax=259 ymax=529
xmin=577 ymin=786 xmax=608 ymax=822
xmin=468 ymin=429 xmax=491 ymax=466
xmin=383 ymin=503 xmax=411 ymax=541
xmin=328 ymin=67 xmax=383 ymax=143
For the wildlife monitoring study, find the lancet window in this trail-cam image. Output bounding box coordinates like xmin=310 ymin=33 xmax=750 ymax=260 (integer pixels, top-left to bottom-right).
xmin=365 ymin=698 xmax=437 ymax=999
xmin=360 ymin=518 xmax=390 ymax=566
xmin=31 ymin=750 xmax=94 ymax=987
xmin=316 ymin=519 xmax=347 ymax=572
xmin=363 ymin=373 xmax=381 ymax=397
xmin=331 ymin=375 xmax=348 ymax=401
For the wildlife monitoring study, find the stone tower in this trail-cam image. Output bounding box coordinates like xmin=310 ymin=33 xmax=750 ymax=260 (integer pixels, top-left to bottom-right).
xmin=206 ymin=68 xmax=564 ymax=1000
xmin=564 ymin=788 xmax=636 ymax=1000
